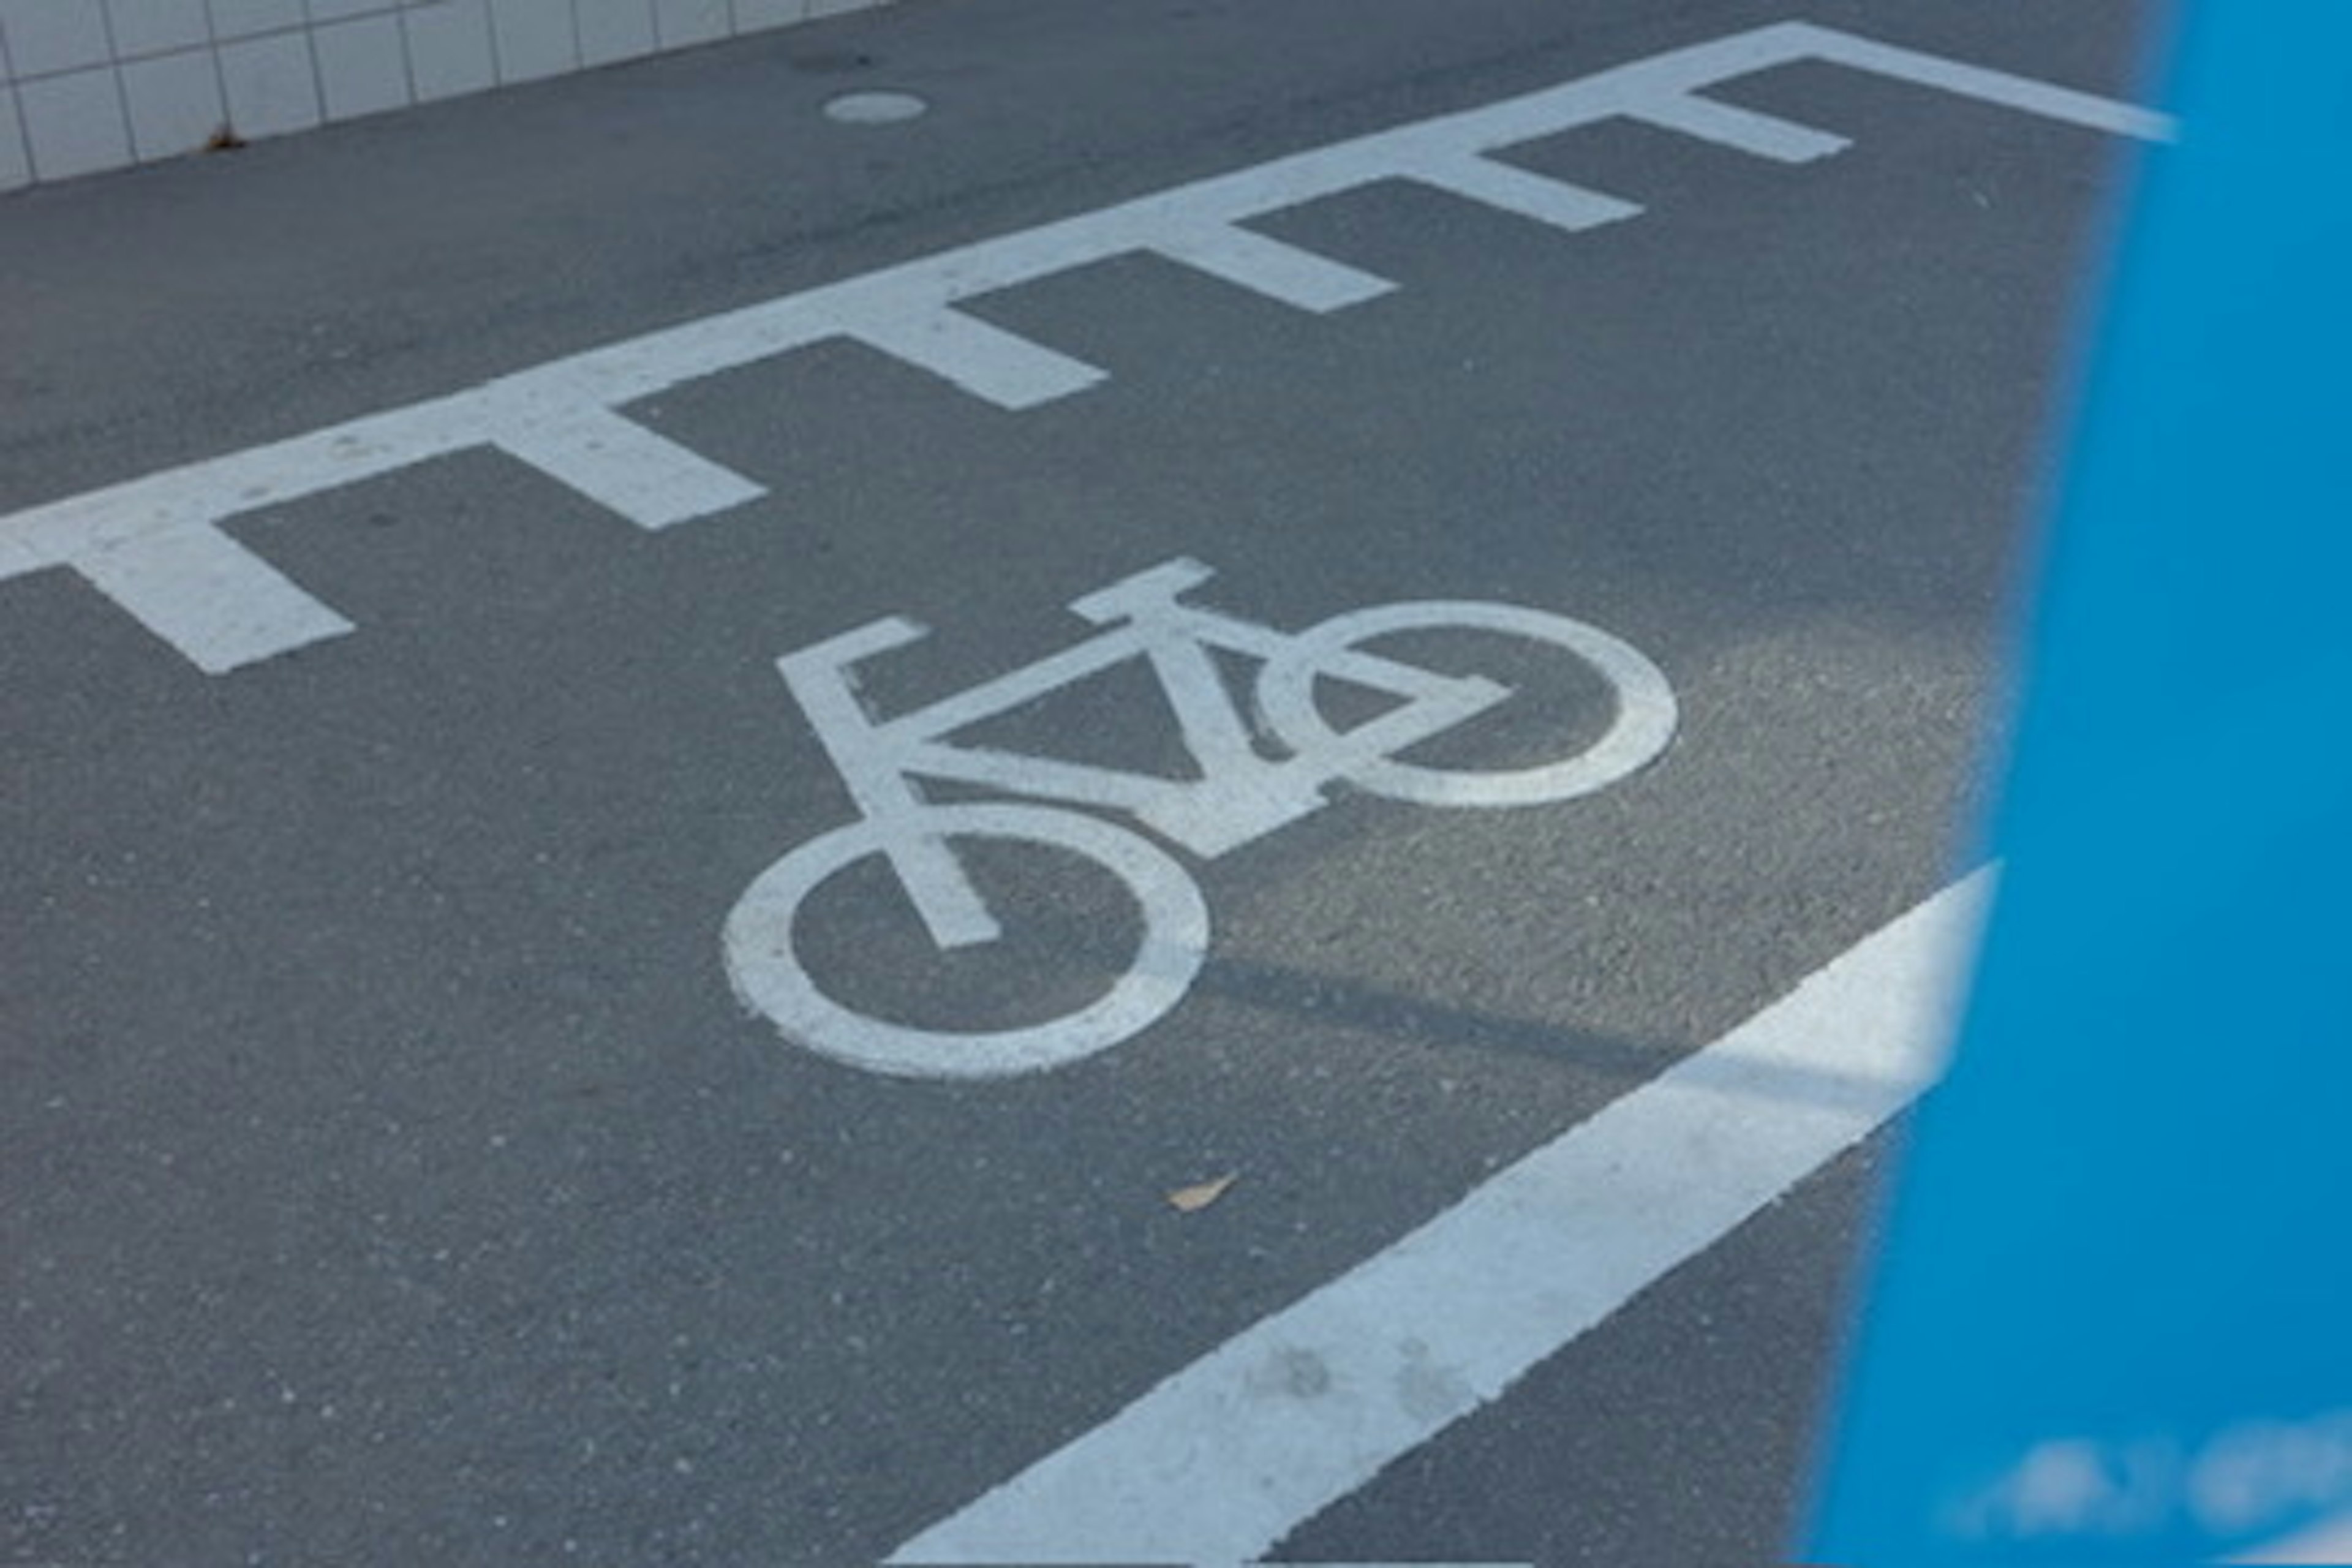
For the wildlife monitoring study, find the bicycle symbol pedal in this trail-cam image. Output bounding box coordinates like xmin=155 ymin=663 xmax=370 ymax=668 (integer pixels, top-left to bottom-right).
xmin=723 ymin=557 xmax=1676 ymax=1079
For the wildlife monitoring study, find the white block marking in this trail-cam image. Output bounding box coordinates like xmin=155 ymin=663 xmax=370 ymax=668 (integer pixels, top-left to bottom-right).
xmin=494 ymin=406 xmax=766 ymax=530
xmin=1400 ymin=151 xmax=1644 ymax=232
xmin=70 ymin=523 xmax=356 ymax=674
xmin=1624 ymin=91 xmax=1853 ymax=162
xmin=889 ymin=869 xmax=1995 ymax=1566
xmin=1802 ymin=24 xmax=2177 ymax=141
xmin=841 ymin=306 xmax=1109 ymax=410
xmin=1150 ymin=225 xmax=1398 ymax=312
xmin=1 ymin=23 xmax=2173 ymax=673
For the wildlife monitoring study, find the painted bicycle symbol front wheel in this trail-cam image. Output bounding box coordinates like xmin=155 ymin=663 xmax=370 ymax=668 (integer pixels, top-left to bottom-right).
xmin=1256 ymin=600 xmax=1678 ymax=806
xmin=722 ymin=802 xmax=1210 ymax=1079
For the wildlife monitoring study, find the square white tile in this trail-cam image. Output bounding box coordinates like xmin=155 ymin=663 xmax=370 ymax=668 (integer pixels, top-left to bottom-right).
xmin=20 ymin=67 xmax=134 ymax=181
xmin=1 ymin=87 xmax=32 ymax=189
xmin=576 ymin=0 xmax=655 ymax=69
xmin=219 ymin=31 xmax=322 ymax=136
xmin=1 ymin=1 xmax=115 ymax=76
xmin=105 ymin=0 xmax=212 ymax=58
xmin=121 ymin=47 xmax=225 ymax=158
xmin=403 ymin=0 xmax=493 ymax=101
xmin=733 ymin=0 xmax=806 ymax=31
xmin=205 ymin=0 xmax=307 ymax=41
xmin=315 ymin=13 xmax=412 ymax=119
xmin=489 ymin=0 xmax=578 ymax=84
xmin=652 ymin=0 xmax=727 ymax=50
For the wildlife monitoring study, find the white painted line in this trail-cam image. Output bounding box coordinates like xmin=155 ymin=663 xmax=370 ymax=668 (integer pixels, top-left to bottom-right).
xmin=1624 ymin=91 xmax=1853 ymax=162
xmin=70 ymin=522 xmax=358 ymax=674
xmin=0 ymin=24 xmax=2171 ymax=673
xmin=1149 ymin=225 xmax=1398 ymax=312
xmin=1799 ymin=23 xmax=2177 ymax=141
xmin=1400 ymin=151 xmax=1644 ymax=232
xmin=888 ymin=869 xmax=1995 ymax=1565
xmin=840 ymin=306 xmax=1109 ymax=410
xmin=493 ymin=407 xmax=767 ymax=530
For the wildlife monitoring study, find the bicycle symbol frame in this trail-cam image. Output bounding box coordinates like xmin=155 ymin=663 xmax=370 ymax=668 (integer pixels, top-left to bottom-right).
xmin=723 ymin=557 xmax=1677 ymax=1078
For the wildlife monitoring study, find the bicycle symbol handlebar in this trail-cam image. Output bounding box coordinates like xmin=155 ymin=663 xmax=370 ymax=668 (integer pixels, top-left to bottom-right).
xmin=723 ymin=557 xmax=1676 ymax=1079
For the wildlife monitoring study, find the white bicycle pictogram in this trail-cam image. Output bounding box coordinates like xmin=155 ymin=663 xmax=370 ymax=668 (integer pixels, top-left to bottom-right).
xmin=723 ymin=557 xmax=1677 ymax=1079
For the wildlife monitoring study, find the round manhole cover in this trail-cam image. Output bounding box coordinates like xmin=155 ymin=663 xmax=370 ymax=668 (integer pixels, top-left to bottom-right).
xmin=823 ymin=91 xmax=929 ymax=125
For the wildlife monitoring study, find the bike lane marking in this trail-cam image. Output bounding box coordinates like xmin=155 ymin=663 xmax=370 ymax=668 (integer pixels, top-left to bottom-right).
xmin=888 ymin=868 xmax=1994 ymax=1565
xmin=0 ymin=23 xmax=2169 ymax=674
xmin=719 ymin=559 xmax=1681 ymax=1080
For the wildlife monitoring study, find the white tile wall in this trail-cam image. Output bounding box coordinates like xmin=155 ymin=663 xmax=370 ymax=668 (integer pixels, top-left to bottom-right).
xmin=121 ymin=47 xmax=225 ymax=159
xmin=489 ymin=0 xmax=578 ymax=84
xmin=1 ymin=86 xmax=31 ymax=189
xmin=0 ymin=0 xmax=904 ymax=194
xmin=575 ymin=0 xmax=656 ymax=70
xmin=315 ymin=15 xmax=411 ymax=120
xmin=652 ymin=0 xmax=729 ymax=50
xmin=1 ymin=1 xmax=115 ymax=76
xmin=219 ymin=31 xmax=322 ymax=137
xmin=105 ymin=0 xmax=213 ymax=58
xmin=204 ymin=0 xmax=307 ymax=42
xmin=20 ymin=67 xmax=134 ymax=181
xmin=733 ymin=0 xmax=806 ymax=29
xmin=404 ymin=0 xmax=496 ymax=102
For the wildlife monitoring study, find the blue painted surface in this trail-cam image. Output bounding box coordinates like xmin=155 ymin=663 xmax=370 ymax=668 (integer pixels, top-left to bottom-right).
xmin=1804 ymin=6 xmax=2352 ymax=1561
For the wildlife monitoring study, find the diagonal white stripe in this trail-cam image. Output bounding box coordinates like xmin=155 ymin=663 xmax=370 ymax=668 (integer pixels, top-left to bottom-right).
xmin=891 ymin=869 xmax=1995 ymax=1566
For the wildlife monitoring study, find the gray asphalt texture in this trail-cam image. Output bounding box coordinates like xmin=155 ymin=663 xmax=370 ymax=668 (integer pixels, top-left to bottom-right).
xmin=2 ymin=1 xmax=2156 ymax=1562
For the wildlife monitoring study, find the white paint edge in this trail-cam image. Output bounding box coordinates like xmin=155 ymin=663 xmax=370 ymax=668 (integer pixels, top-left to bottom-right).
xmin=492 ymin=405 xmax=767 ymax=530
xmin=1 ymin=23 xmax=2173 ymax=673
xmin=1400 ymin=151 xmax=1643 ymax=232
xmin=1148 ymin=225 xmax=1398 ymax=313
xmin=69 ymin=518 xmax=355 ymax=673
xmin=1623 ymin=92 xmax=1853 ymax=163
xmin=888 ymin=868 xmax=1996 ymax=1565
xmin=839 ymin=304 xmax=1109 ymax=410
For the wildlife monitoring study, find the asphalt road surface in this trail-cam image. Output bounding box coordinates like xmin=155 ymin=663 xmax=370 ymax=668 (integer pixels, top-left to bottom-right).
xmin=2 ymin=1 xmax=2160 ymax=1562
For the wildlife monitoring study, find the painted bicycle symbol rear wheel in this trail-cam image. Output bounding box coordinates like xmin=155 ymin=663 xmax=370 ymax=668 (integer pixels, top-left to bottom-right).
xmin=723 ymin=802 xmax=1210 ymax=1079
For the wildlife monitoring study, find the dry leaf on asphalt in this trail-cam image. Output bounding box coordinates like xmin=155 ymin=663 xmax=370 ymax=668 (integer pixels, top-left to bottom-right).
xmin=1166 ymin=1172 xmax=1239 ymax=1213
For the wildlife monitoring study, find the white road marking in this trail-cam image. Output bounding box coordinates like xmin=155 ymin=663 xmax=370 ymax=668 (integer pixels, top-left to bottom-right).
xmin=1148 ymin=225 xmax=1398 ymax=312
xmin=725 ymin=559 xmax=1676 ymax=1079
xmin=888 ymin=869 xmax=1994 ymax=1564
xmin=838 ymin=304 xmax=1111 ymax=410
xmin=1803 ymin=26 xmax=2175 ymax=141
xmin=1400 ymin=152 xmax=1644 ymax=232
xmin=491 ymin=406 xmax=767 ymax=530
xmin=1623 ymin=92 xmax=1853 ymax=162
xmin=0 ymin=24 xmax=2171 ymax=673
xmin=71 ymin=522 xmax=356 ymax=676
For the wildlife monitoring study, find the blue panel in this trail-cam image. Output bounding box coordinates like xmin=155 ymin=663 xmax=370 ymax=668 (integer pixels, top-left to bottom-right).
xmin=1805 ymin=4 xmax=2352 ymax=1561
